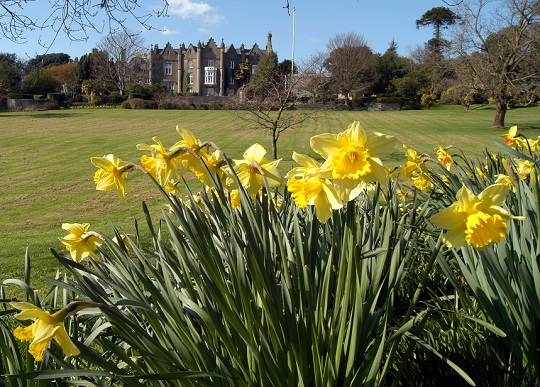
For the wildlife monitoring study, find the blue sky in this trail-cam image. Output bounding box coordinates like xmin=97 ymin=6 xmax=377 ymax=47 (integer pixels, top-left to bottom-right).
xmin=2 ymin=0 xmax=451 ymax=64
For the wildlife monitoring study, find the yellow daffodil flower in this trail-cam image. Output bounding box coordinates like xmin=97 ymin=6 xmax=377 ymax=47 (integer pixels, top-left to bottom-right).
xmin=430 ymin=184 xmax=522 ymax=249
xmin=286 ymin=152 xmax=322 ymax=180
xmin=59 ymin=223 xmax=103 ymax=262
xmin=515 ymin=159 xmax=534 ymax=179
xmin=527 ymin=139 xmax=540 ymax=152
xmin=286 ymin=152 xmax=343 ymax=223
xmin=310 ymin=121 xmax=397 ymax=201
xmin=11 ymin=300 xmax=102 ymax=362
xmin=137 ymin=136 xmax=180 ymax=185
xmin=172 ymin=125 xmax=206 ymax=171
xmin=91 ymin=154 xmax=132 ymax=200
xmin=401 ymin=145 xmax=428 ymax=180
xmin=163 ymin=179 xmax=181 ymax=196
xmin=475 ymin=166 xmax=487 ymax=179
xmin=434 ymin=144 xmax=454 ymax=171
xmin=230 ymin=143 xmax=282 ymax=197
xmin=112 ymin=234 xmax=130 ymax=250
xmin=412 ymin=173 xmax=433 ymax=191
xmin=287 ymin=177 xmax=343 ymax=223
xmin=193 ymin=149 xmax=227 ymax=188
xmin=229 ymin=189 xmax=242 ymax=209
xmin=140 ymin=154 xmax=158 ymax=179
xmin=495 ymin=174 xmax=515 ymax=192
xmin=501 ymin=126 xmax=519 ymax=147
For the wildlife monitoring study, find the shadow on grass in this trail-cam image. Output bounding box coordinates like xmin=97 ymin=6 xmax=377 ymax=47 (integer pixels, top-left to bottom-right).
xmin=23 ymin=112 xmax=83 ymax=118
xmin=1 ymin=110 xmax=92 ymax=118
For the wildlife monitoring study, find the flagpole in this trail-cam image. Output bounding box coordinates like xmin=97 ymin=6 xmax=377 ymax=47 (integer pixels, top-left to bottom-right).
xmin=291 ymin=7 xmax=296 ymax=76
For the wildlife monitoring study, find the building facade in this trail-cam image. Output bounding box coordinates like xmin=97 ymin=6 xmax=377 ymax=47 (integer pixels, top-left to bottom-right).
xmin=148 ymin=33 xmax=273 ymax=96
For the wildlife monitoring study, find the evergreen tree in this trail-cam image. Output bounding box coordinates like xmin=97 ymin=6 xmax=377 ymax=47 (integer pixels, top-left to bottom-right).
xmin=246 ymin=51 xmax=279 ymax=99
xmin=371 ymin=40 xmax=408 ymax=94
xmin=0 ymin=53 xmax=23 ymax=94
xmin=416 ymin=7 xmax=460 ymax=55
xmin=25 ymin=53 xmax=71 ymax=75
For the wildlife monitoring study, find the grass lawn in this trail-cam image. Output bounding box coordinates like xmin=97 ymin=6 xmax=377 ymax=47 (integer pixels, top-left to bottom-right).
xmin=1 ymin=104 xmax=539 ymax=294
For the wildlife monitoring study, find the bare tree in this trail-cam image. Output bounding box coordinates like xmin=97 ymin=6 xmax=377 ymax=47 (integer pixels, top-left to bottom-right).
xmin=93 ymin=29 xmax=145 ymax=96
xmin=226 ymin=52 xmax=310 ymax=159
xmin=0 ymin=0 xmax=164 ymax=50
xmin=451 ymin=0 xmax=540 ymax=127
xmin=231 ymin=74 xmax=311 ymax=160
xmin=297 ymin=51 xmax=331 ymax=103
xmin=324 ymin=32 xmax=375 ymax=105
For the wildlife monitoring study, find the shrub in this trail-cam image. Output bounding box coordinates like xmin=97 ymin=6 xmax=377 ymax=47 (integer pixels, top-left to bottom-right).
xmin=421 ymin=93 xmax=437 ymax=109
xmin=375 ymin=96 xmax=407 ymax=105
xmin=401 ymin=100 xmax=421 ymax=110
xmin=141 ymin=100 xmax=159 ymax=109
xmin=129 ymin=98 xmax=144 ymax=109
xmin=207 ymin=101 xmax=220 ymax=110
xmin=47 ymin=93 xmax=66 ymax=105
xmin=194 ymin=102 xmax=208 ymax=110
xmin=157 ymin=99 xmax=178 ymax=109
xmin=72 ymin=94 xmax=83 ymax=103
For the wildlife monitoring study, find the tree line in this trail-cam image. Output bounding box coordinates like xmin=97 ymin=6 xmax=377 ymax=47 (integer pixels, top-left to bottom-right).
xmin=1 ymin=1 xmax=539 ymax=128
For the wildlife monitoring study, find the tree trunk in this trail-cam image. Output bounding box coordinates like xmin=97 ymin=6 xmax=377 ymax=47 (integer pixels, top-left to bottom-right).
xmin=492 ymin=99 xmax=507 ymax=128
xmin=272 ymin=130 xmax=278 ymax=160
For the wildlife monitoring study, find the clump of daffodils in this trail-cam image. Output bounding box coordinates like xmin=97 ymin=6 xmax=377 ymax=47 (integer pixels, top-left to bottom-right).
xmin=88 ymin=122 xmax=531 ymax=248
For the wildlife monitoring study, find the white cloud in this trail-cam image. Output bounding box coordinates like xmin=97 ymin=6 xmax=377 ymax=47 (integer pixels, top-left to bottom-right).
xmin=166 ymin=0 xmax=224 ymax=24
xmin=161 ymin=26 xmax=179 ymax=36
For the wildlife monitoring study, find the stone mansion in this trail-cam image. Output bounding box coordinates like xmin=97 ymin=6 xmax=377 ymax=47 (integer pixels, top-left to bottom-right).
xmin=147 ymin=33 xmax=273 ymax=96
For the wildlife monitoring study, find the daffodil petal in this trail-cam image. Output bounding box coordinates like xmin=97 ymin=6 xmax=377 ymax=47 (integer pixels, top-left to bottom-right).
xmin=243 ymin=143 xmax=267 ymax=162
xmin=310 ymin=133 xmax=342 ymax=159
xmin=292 ymin=152 xmax=320 ymax=169
xmin=90 ymin=157 xmax=114 ymax=171
xmin=95 ymin=173 xmax=116 ymax=192
xmin=366 ymin=133 xmax=398 ymax=158
xmin=313 ymin=193 xmax=333 ymax=223
xmin=54 ymin=326 xmax=81 ymax=357
xmin=477 ymin=184 xmax=509 ymax=208
xmin=443 ymin=227 xmax=467 ymax=248
xmin=454 ymin=186 xmax=478 ymax=212
xmin=61 ymin=223 xmax=89 ymax=236
xmin=11 ymin=302 xmax=50 ymax=320
xmin=430 ymin=204 xmax=462 ymax=230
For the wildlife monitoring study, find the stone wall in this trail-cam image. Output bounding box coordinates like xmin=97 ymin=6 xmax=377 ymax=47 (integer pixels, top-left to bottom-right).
xmin=366 ymin=102 xmax=401 ymax=111
xmin=6 ymin=99 xmax=53 ymax=111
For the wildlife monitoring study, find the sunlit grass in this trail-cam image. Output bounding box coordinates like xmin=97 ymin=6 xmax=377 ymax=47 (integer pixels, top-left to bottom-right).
xmin=1 ymin=104 xmax=539 ymax=291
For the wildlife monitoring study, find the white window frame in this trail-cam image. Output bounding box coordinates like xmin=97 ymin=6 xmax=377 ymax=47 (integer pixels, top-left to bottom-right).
xmin=188 ymin=73 xmax=193 ymax=85
xmin=207 ymin=59 xmax=214 ymax=67
xmin=230 ymin=60 xmax=235 ymax=69
xmin=251 ymin=64 xmax=257 ymax=74
xmin=204 ymin=67 xmax=216 ymax=85
xmin=188 ymin=59 xmax=193 ymax=68
xmin=165 ymin=63 xmax=172 ymax=76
